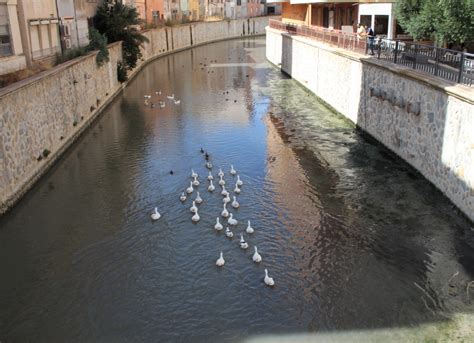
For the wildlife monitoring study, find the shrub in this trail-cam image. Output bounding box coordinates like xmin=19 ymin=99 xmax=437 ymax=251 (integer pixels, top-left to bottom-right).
xmin=117 ymin=61 xmax=128 ymax=82
xmin=55 ymin=47 xmax=88 ymax=65
xmin=88 ymin=28 xmax=110 ymax=67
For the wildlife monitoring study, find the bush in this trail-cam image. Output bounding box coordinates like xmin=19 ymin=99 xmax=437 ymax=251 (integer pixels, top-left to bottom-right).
xmin=88 ymin=28 xmax=109 ymax=67
xmin=55 ymin=47 xmax=88 ymax=65
xmin=117 ymin=61 xmax=128 ymax=82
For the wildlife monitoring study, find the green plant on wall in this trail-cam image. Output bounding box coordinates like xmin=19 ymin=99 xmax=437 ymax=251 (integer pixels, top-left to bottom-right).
xmin=88 ymin=28 xmax=110 ymax=67
xmin=93 ymin=1 xmax=149 ymax=70
xmin=117 ymin=61 xmax=128 ymax=82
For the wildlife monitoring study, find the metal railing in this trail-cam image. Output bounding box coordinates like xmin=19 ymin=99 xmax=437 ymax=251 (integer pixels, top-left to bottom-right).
xmin=269 ymin=19 xmax=474 ymax=87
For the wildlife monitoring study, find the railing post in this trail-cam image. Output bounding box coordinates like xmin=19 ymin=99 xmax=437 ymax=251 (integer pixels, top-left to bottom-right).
xmin=434 ymin=47 xmax=439 ymax=76
xmin=457 ymin=53 xmax=465 ymax=83
xmin=413 ymin=44 xmax=418 ymax=69
xmin=377 ymin=39 xmax=381 ymax=59
xmin=394 ymin=40 xmax=399 ymax=64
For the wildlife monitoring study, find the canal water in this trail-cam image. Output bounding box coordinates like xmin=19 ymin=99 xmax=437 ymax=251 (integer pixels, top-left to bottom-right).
xmin=0 ymin=37 xmax=473 ymax=342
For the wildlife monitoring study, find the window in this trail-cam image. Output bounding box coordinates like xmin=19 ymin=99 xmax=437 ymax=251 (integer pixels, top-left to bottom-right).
xmin=0 ymin=4 xmax=12 ymax=57
xmin=374 ymin=15 xmax=389 ymax=37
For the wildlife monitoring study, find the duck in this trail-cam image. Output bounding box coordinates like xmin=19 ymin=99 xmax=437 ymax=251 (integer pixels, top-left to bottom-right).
xmin=216 ymin=252 xmax=225 ymax=267
xmin=191 ymin=169 xmax=198 ymax=178
xmin=221 ymin=186 xmax=229 ymax=197
xmin=252 ymin=246 xmax=262 ymax=263
xmin=195 ymin=192 xmax=203 ymax=204
xmin=234 ymin=184 xmax=241 ymax=194
xmin=228 ymin=213 xmax=238 ymax=226
xmin=246 ymin=220 xmax=255 ymax=234
xmin=192 ymin=208 xmax=200 ymax=222
xmin=223 ymin=194 xmax=231 ymax=204
xmin=190 ymin=201 xmax=198 ymax=213
xmin=206 ymin=162 xmax=213 ymax=169
xmin=151 ymin=207 xmax=161 ymax=221
xmin=167 ymin=94 xmax=175 ymax=100
xmin=225 ymin=227 xmax=234 ymax=238
xmin=218 ymin=176 xmax=225 ymax=186
xmin=236 ymin=175 xmax=243 ymax=186
xmin=207 ymin=171 xmax=214 ymax=181
xmin=208 ymin=180 xmax=215 ymax=192
xmin=221 ymin=203 xmax=229 ymax=218
xmin=264 ymin=269 xmax=275 ymax=286
xmin=193 ymin=176 xmax=200 ymax=186
xmin=200 ymin=147 xmax=205 ymax=153
xmin=214 ymin=217 xmax=223 ymax=231
xmin=239 ymin=233 xmax=248 ymax=249
xmin=186 ymin=182 xmax=194 ymax=194
xmin=218 ymin=168 xmax=224 ymax=178
xmin=231 ymin=196 xmax=239 ymax=209
xmin=174 ymin=99 xmax=181 ymax=105
xmin=204 ymin=152 xmax=210 ymax=160
xmin=230 ymin=165 xmax=237 ymax=175
xmin=180 ymin=192 xmax=187 ymax=202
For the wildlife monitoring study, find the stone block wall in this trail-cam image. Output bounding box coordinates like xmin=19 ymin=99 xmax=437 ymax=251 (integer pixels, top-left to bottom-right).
xmin=266 ymin=28 xmax=474 ymax=221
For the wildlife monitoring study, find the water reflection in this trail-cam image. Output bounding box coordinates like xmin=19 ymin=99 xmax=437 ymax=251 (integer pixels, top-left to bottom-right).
xmin=0 ymin=37 xmax=472 ymax=342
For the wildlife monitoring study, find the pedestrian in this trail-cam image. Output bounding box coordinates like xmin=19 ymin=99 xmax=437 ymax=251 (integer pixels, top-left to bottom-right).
xmin=357 ymin=23 xmax=366 ymax=39
xmin=367 ymin=26 xmax=376 ymax=55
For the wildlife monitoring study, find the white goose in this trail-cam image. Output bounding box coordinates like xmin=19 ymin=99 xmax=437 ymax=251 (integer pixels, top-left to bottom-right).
xmin=228 ymin=213 xmax=238 ymax=226
xmin=216 ymin=252 xmax=225 ymax=267
xmin=223 ymin=194 xmax=230 ymax=204
xmin=225 ymin=227 xmax=234 ymax=238
xmin=221 ymin=186 xmax=229 ymax=197
xmin=193 ymin=176 xmax=200 ymax=186
xmin=186 ymin=182 xmax=194 ymax=194
xmin=192 ymin=208 xmax=200 ymax=222
xmin=236 ymin=175 xmax=243 ymax=186
xmin=155 ymin=90 xmax=162 ymax=95
xmin=221 ymin=203 xmax=229 ymax=218
xmin=218 ymin=168 xmax=224 ymax=178
xmin=207 ymin=171 xmax=214 ymax=181
xmin=180 ymin=192 xmax=187 ymax=202
xmin=214 ymin=217 xmax=223 ymax=231
xmin=144 ymin=95 xmax=151 ymax=99
xmin=191 ymin=169 xmax=198 ymax=178
xmin=246 ymin=220 xmax=254 ymax=234
xmin=206 ymin=162 xmax=213 ymax=169
xmin=167 ymin=93 xmax=175 ymax=100
xmin=264 ymin=269 xmax=275 ymax=286
xmin=195 ymin=192 xmax=203 ymax=204
xmin=151 ymin=207 xmax=161 ymax=221
xmin=174 ymin=99 xmax=181 ymax=105
xmin=252 ymin=246 xmax=262 ymax=263
xmin=239 ymin=233 xmax=248 ymax=249
xmin=230 ymin=165 xmax=237 ymax=175
xmin=208 ymin=180 xmax=215 ymax=192
xmin=190 ymin=200 xmax=198 ymax=213
xmin=231 ymin=196 xmax=239 ymax=209
xmin=234 ymin=184 xmax=241 ymax=194
xmin=159 ymin=102 xmax=165 ymax=108
xmin=218 ymin=176 xmax=225 ymax=186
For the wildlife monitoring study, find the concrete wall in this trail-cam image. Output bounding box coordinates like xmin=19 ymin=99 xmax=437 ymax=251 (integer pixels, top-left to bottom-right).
xmin=266 ymin=28 xmax=474 ymax=221
xmin=0 ymin=16 xmax=272 ymax=214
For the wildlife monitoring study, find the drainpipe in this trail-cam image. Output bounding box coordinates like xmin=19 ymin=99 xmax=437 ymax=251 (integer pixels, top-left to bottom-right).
xmin=72 ymin=0 xmax=80 ymax=47
xmin=54 ymin=0 xmax=64 ymax=56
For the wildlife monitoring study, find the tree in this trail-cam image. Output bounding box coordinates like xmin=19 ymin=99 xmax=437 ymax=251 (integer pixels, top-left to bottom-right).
xmin=395 ymin=0 xmax=474 ymax=48
xmin=93 ymin=1 xmax=149 ymax=69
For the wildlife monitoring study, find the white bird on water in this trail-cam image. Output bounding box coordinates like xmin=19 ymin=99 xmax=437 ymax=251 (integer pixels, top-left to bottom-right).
xmin=195 ymin=192 xmax=203 ymax=204
xmin=174 ymin=99 xmax=181 ymax=105
xmin=193 ymin=176 xmax=200 ymax=186
xmin=221 ymin=186 xmax=229 ymax=197
xmin=208 ymin=180 xmax=215 ymax=192
xmin=144 ymin=95 xmax=151 ymax=99
xmin=252 ymin=246 xmax=262 ymax=263
xmin=239 ymin=233 xmax=248 ymax=249
xmin=219 ymin=176 xmax=225 ymax=186
xmin=151 ymin=207 xmax=161 ymax=221
xmin=264 ymin=269 xmax=275 ymax=287
xmin=236 ymin=175 xmax=243 ymax=186
xmin=190 ymin=200 xmax=198 ymax=213
xmin=218 ymin=168 xmax=224 ymax=178
xmin=230 ymin=165 xmax=237 ymax=175
xmin=214 ymin=217 xmax=223 ymax=231
xmin=186 ymin=182 xmax=194 ymax=194
xmin=231 ymin=196 xmax=239 ymax=209
xmin=167 ymin=94 xmax=175 ymax=100
xmin=206 ymin=162 xmax=213 ymax=169
xmin=180 ymin=192 xmax=187 ymax=202
xmin=216 ymin=252 xmax=225 ymax=267
xmin=223 ymin=194 xmax=230 ymax=204
xmin=246 ymin=220 xmax=254 ymax=234
xmin=234 ymin=184 xmax=241 ymax=194
xmin=225 ymin=227 xmax=234 ymax=238
xmin=192 ymin=208 xmax=200 ymax=222
xmin=155 ymin=90 xmax=162 ymax=95
xmin=228 ymin=213 xmax=238 ymax=226
xmin=221 ymin=203 xmax=229 ymax=218
xmin=207 ymin=171 xmax=214 ymax=181
xmin=191 ymin=169 xmax=198 ymax=178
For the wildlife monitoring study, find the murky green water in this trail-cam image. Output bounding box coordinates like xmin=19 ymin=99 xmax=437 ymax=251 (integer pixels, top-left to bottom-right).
xmin=0 ymin=37 xmax=473 ymax=342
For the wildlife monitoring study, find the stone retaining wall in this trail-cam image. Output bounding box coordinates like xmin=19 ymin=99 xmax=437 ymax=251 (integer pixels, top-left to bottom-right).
xmin=266 ymin=28 xmax=474 ymax=221
xmin=0 ymin=17 xmax=272 ymax=214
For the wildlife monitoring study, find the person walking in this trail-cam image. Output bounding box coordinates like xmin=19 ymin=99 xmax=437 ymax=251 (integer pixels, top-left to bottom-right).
xmin=367 ymin=25 xmax=376 ymax=55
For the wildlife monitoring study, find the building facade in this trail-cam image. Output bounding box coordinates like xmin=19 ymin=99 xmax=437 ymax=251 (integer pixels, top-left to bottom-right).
xmin=0 ymin=0 xmax=26 ymax=75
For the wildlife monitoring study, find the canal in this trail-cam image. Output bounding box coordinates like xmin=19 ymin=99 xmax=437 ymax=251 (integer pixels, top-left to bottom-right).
xmin=0 ymin=37 xmax=473 ymax=341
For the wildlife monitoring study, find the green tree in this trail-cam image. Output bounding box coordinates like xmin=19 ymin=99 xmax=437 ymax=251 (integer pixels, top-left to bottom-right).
xmin=88 ymin=28 xmax=109 ymax=67
xmin=395 ymin=0 xmax=474 ymax=48
xmin=93 ymin=1 xmax=148 ymax=69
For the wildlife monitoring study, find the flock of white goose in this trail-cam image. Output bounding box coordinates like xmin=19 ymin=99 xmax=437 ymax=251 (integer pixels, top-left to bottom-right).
xmin=151 ymin=154 xmax=275 ymax=287
xmin=144 ymin=91 xmax=180 ymax=108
